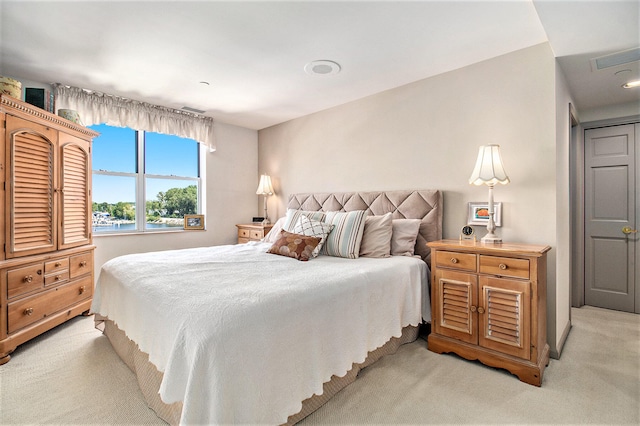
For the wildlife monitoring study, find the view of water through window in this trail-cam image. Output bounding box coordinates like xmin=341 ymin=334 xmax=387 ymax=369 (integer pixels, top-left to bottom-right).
xmin=90 ymin=124 xmax=200 ymax=233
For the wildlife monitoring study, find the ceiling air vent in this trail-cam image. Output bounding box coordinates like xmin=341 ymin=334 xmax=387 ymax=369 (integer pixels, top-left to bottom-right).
xmin=181 ymin=106 xmax=206 ymax=114
xmin=590 ymin=48 xmax=640 ymax=71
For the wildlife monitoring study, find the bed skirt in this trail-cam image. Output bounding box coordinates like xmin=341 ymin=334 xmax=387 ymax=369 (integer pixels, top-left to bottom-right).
xmin=96 ymin=315 xmax=419 ymax=425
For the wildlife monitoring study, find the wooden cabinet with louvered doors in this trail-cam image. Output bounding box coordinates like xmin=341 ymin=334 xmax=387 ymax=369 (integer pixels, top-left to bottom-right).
xmin=4 ymin=114 xmax=58 ymax=259
xmin=0 ymin=95 xmax=98 ymax=364
xmin=59 ymin=133 xmax=91 ymax=250
xmin=4 ymin=114 xmax=92 ymax=258
xmin=427 ymin=240 xmax=550 ymax=386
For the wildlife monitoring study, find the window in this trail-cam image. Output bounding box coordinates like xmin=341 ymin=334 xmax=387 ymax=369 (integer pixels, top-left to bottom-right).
xmin=90 ymin=124 xmax=201 ymax=234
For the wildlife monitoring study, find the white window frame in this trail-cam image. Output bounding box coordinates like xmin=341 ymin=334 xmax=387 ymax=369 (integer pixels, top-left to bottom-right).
xmin=92 ymin=128 xmax=204 ymax=234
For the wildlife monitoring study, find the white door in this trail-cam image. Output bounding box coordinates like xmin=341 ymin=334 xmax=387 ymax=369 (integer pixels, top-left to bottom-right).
xmin=584 ymin=123 xmax=638 ymax=313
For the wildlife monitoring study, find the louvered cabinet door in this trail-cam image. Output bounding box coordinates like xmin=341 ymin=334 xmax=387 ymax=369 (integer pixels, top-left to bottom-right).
xmin=478 ymin=276 xmax=531 ymax=359
xmin=434 ymin=268 xmax=478 ymax=344
xmin=58 ymin=134 xmax=91 ymax=249
xmin=5 ymin=115 xmax=58 ymax=258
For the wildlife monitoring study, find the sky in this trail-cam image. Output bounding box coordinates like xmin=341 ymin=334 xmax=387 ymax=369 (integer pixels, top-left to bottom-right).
xmin=90 ymin=124 xmax=199 ymax=205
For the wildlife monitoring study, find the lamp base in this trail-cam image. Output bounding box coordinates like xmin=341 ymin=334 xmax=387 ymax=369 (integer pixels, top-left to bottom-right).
xmin=481 ymin=232 xmax=503 ymax=243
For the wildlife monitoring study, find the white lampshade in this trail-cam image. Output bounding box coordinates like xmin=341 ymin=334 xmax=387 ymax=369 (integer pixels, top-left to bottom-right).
xmin=256 ymin=174 xmax=274 ymax=195
xmin=469 ymin=145 xmax=510 ymax=186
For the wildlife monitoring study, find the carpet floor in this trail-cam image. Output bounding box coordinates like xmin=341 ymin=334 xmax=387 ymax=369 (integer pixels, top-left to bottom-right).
xmin=1 ymin=306 xmax=638 ymax=425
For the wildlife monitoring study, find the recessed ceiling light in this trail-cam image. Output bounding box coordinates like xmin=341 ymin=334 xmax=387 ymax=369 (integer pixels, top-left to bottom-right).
xmin=199 ymin=81 xmax=210 ymax=86
xmin=304 ymin=60 xmax=341 ymax=76
xmin=622 ymin=80 xmax=640 ymax=89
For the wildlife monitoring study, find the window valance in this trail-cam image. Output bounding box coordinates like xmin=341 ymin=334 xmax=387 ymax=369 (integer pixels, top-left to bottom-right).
xmin=52 ymin=84 xmax=216 ymax=151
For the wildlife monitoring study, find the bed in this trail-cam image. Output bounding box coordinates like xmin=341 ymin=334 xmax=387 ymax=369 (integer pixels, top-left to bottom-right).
xmin=91 ymin=189 xmax=443 ymax=425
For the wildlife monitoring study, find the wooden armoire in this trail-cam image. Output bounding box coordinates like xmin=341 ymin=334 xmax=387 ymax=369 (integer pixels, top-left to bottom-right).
xmin=0 ymin=94 xmax=98 ymax=364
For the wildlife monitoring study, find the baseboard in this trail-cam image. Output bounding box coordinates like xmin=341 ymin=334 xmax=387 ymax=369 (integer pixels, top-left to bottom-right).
xmin=550 ymin=319 xmax=572 ymax=359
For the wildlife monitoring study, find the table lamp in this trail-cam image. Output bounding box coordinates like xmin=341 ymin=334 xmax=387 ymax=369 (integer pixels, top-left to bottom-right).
xmin=256 ymin=174 xmax=275 ymax=224
xmin=469 ymin=145 xmax=509 ymax=243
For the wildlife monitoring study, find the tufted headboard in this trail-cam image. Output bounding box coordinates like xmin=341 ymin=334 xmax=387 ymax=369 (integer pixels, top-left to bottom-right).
xmin=287 ymin=190 xmax=443 ymax=265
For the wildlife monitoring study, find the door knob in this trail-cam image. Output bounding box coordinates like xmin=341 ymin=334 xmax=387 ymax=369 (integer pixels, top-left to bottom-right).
xmin=622 ymin=226 xmax=638 ymax=235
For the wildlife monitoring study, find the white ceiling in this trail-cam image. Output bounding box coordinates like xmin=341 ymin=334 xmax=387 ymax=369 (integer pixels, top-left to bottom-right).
xmin=1 ymin=0 xmax=638 ymax=130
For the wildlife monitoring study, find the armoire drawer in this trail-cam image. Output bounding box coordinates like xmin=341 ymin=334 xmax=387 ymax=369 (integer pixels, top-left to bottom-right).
xmin=7 ymin=276 xmax=93 ymax=334
xmin=45 ymin=258 xmax=69 ymax=274
xmin=7 ymin=263 xmax=44 ymax=299
xmin=70 ymin=252 xmax=93 ymax=278
xmin=45 ymin=271 xmax=70 ymax=287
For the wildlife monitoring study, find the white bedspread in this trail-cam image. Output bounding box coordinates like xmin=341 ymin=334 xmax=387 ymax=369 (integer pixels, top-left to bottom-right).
xmin=91 ymin=242 xmax=428 ymax=425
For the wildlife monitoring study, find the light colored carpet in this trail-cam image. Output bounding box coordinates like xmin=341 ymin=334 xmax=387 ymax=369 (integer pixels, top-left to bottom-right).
xmin=1 ymin=306 xmax=638 ymax=425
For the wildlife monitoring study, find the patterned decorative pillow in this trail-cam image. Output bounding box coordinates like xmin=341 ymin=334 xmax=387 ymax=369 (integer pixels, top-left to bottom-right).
xmin=323 ymin=210 xmax=368 ymax=259
xmin=291 ymin=215 xmax=334 ymax=258
xmin=267 ymin=230 xmax=320 ymax=261
xmin=283 ymin=209 xmax=326 ymax=232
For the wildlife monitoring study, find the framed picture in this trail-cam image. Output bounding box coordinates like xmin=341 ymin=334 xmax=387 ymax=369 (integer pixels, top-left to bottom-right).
xmin=468 ymin=202 xmax=502 ymax=227
xmin=184 ymin=214 xmax=205 ymax=230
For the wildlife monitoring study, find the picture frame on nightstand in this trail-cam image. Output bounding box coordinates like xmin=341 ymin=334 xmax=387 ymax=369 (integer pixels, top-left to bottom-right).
xmin=468 ymin=202 xmax=502 ymax=226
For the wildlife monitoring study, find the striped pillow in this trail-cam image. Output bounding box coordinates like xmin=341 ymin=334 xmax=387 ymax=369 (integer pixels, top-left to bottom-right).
xmin=283 ymin=209 xmax=326 ymax=232
xmin=323 ymin=210 xmax=368 ymax=259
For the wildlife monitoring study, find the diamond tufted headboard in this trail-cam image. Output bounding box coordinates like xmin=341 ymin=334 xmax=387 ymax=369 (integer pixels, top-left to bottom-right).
xmin=287 ymin=190 xmax=443 ymax=265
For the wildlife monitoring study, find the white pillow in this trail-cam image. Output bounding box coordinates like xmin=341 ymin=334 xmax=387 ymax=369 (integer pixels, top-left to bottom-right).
xmin=291 ymin=215 xmax=334 ymax=258
xmin=263 ymin=217 xmax=286 ymax=244
xmin=391 ymin=219 xmax=421 ymax=256
xmin=323 ymin=210 xmax=368 ymax=259
xmin=359 ymin=213 xmax=393 ymax=258
xmin=283 ymin=209 xmax=326 ymax=232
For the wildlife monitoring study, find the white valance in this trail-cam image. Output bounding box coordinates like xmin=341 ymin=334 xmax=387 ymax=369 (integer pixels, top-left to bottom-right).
xmin=52 ymin=84 xmax=216 ymax=151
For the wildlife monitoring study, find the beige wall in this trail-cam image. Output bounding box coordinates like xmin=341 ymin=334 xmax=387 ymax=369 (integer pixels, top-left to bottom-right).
xmin=554 ymin=62 xmax=576 ymax=357
xmin=258 ymin=43 xmax=564 ymax=354
xmin=93 ymin=122 xmax=259 ymax=276
xmin=579 ymin=100 xmax=640 ymax=123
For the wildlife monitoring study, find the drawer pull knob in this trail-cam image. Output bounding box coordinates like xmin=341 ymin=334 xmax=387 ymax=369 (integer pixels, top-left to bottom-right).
xmin=55 ymin=275 xmax=61 ymax=281
xmin=477 ymin=307 xmax=485 ymax=314
xmin=80 ymin=261 xmax=87 ymax=267
xmin=450 ymin=258 xmax=459 ymax=264
xmin=499 ymin=263 xmax=508 ymax=270
xmin=24 ymin=307 xmax=34 ymax=316
xmin=23 ymin=275 xmax=33 ymax=283
xmin=470 ymin=306 xmax=477 ymax=312
xmin=79 ymin=285 xmax=86 ymax=294
xmin=55 ymin=262 xmax=62 ymax=267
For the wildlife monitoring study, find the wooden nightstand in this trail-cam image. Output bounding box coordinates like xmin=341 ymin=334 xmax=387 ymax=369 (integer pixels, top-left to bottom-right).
xmin=427 ymin=240 xmax=551 ymax=386
xmin=236 ymin=223 xmax=273 ymax=244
